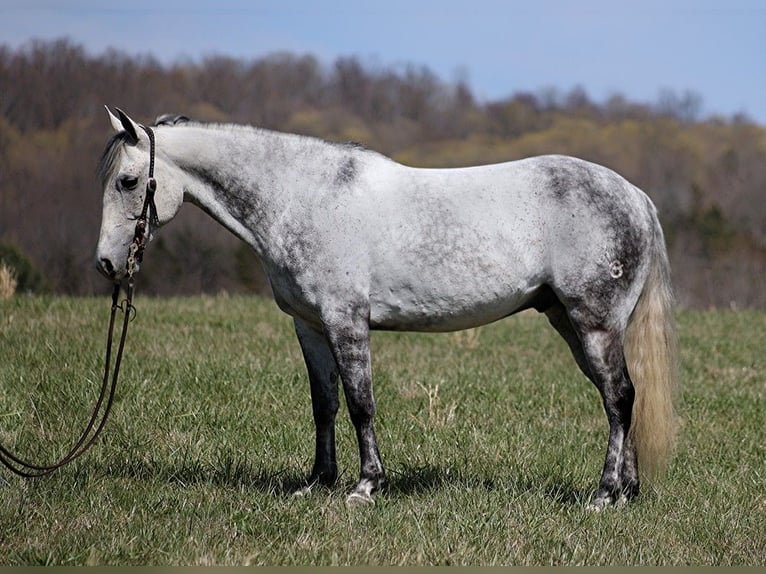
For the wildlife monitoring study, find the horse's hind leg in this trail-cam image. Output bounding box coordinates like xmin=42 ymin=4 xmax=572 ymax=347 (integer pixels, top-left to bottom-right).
xmin=294 ymin=318 xmax=340 ymax=492
xmin=547 ymin=303 xmax=639 ymax=508
xmin=577 ymin=321 xmax=639 ymax=509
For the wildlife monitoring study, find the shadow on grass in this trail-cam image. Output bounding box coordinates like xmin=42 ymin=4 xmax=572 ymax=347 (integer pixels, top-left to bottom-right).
xmin=96 ymin=455 xmax=309 ymax=496
xmin=385 ymin=463 xmax=593 ymax=506
xmin=96 ymin=456 xmax=592 ymax=506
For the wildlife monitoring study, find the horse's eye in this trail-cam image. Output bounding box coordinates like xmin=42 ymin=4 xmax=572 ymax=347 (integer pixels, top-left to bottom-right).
xmin=119 ymin=176 xmax=139 ymax=191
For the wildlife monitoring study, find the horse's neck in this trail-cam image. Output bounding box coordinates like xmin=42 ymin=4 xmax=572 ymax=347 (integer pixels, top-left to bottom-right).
xmin=163 ymin=125 xmax=327 ymax=254
xmin=168 ymin=123 xmax=315 ymax=188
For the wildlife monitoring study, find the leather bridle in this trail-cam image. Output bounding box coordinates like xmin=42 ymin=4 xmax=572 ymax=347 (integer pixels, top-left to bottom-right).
xmin=128 ymin=125 xmax=160 ymax=276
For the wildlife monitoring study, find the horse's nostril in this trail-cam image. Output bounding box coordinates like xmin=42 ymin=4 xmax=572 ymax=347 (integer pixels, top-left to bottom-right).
xmin=97 ymin=257 xmax=115 ymax=277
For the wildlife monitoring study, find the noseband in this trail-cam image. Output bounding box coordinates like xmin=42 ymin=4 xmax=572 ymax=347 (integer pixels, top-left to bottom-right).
xmin=0 ymin=126 xmax=159 ymax=477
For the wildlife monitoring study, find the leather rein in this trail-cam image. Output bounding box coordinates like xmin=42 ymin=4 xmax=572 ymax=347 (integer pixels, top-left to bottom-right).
xmin=0 ymin=125 xmax=158 ymax=478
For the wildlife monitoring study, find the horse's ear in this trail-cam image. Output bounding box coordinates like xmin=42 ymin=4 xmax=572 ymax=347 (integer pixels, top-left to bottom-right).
xmin=113 ymin=107 xmax=140 ymax=145
xmin=105 ymin=106 xmax=123 ymax=133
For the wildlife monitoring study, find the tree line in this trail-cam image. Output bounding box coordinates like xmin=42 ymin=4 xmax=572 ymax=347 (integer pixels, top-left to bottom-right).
xmin=1 ymin=38 xmax=765 ymax=308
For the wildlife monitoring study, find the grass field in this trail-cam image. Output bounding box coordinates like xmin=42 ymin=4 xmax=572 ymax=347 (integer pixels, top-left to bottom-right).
xmin=0 ymin=294 xmax=763 ymax=565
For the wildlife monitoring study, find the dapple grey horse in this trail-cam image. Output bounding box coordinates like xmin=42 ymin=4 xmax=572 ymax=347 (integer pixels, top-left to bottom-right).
xmin=96 ymin=108 xmax=678 ymax=509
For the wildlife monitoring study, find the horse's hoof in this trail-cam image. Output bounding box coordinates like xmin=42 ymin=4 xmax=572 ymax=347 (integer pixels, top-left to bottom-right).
xmin=615 ymin=493 xmax=629 ymax=507
xmin=586 ymin=495 xmax=613 ymax=512
xmin=586 ymin=490 xmax=632 ymax=511
xmin=345 ymin=491 xmax=375 ymax=507
xmin=293 ymin=485 xmax=313 ymax=497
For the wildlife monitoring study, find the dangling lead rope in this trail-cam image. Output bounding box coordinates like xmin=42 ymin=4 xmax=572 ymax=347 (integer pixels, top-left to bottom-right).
xmin=0 ymin=282 xmax=134 ymax=477
xmin=0 ymin=125 xmax=157 ymax=478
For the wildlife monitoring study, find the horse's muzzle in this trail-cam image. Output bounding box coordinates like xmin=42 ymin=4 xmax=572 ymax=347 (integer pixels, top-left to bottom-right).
xmin=96 ymin=256 xmax=116 ymax=280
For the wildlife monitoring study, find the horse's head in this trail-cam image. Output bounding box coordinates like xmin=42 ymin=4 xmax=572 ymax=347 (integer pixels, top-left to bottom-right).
xmin=95 ymin=107 xmax=184 ymax=280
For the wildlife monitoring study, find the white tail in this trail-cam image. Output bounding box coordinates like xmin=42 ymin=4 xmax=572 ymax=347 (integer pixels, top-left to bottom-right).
xmin=624 ymin=213 xmax=680 ymax=480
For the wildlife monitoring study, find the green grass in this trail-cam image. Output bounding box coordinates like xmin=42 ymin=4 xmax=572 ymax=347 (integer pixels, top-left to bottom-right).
xmin=0 ymin=294 xmax=764 ymax=565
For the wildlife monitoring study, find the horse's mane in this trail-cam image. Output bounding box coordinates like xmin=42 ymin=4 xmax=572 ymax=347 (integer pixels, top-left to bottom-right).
xmin=155 ymin=114 xmax=373 ymax=157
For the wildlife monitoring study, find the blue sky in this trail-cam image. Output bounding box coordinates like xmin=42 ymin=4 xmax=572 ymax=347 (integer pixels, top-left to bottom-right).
xmin=2 ymin=0 xmax=764 ymax=123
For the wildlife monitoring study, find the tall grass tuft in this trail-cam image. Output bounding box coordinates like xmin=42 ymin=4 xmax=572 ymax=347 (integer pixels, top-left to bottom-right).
xmin=0 ymin=262 xmax=17 ymax=299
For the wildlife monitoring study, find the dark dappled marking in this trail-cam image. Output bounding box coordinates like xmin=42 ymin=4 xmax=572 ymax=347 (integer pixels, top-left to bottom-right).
xmin=334 ymin=157 xmax=357 ymax=186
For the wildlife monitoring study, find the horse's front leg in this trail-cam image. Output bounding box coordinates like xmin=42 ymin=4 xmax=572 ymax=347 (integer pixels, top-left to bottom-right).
xmin=294 ymin=318 xmax=340 ymax=493
xmin=322 ymin=306 xmax=385 ymax=505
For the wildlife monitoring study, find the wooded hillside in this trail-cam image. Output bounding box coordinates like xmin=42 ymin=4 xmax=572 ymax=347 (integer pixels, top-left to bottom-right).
xmin=1 ymin=39 xmax=764 ymax=307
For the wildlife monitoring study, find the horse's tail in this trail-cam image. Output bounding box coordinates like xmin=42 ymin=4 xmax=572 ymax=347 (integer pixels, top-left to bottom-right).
xmin=624 ymin=204 xmax=679 ymax=481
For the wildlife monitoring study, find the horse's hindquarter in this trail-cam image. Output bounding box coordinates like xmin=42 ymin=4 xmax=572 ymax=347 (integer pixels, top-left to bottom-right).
xmin=365 ymin=161 xmax=550 ymax=331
